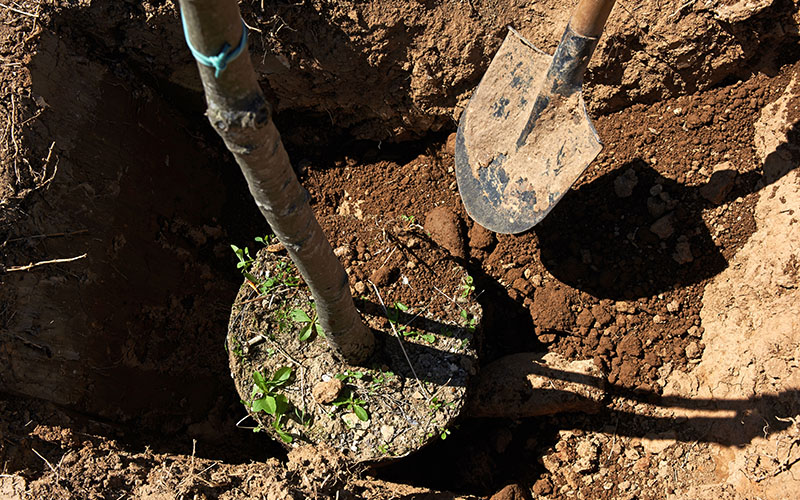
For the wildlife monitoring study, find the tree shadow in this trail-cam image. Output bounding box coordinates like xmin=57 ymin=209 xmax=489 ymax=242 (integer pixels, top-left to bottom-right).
xmin=534 ymin=119 xmax=800 ymax=300
xmin=377 ymin=362 xmax=800 ymax=494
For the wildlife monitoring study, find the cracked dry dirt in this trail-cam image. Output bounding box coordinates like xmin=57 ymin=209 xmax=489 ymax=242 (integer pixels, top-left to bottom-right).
xmin=1 ymin=1 xmax=800 ymax=499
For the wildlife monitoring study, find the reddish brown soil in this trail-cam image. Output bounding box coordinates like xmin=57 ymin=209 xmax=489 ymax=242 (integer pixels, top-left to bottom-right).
xmin=2 ymin=1 xmax=800 ymax=499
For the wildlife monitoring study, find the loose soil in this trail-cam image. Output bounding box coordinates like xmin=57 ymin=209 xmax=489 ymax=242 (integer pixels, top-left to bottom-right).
xmin=1 ymin=1 xmax=800 ymax=499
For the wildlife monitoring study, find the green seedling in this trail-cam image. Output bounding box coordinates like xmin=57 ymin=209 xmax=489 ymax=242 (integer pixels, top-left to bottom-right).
xmin=231 ymin=244 xmax=254 ymax=272
xmin=389 ymin=302 xmax=436 ymax=344
xmin=333 ymin=389 xmax=369 ymax=422
xmin=400 ymin=214 xmax=416 ymax=226
xmin=334 ymin=370 xmax=365 ymax=384
xmin=459 ymin=275 xmax=475 ymax=298
xmin=289 ymin=306 xmax=321 ymax=341
xmin=254 ymin=234 xmax=272 ymax=246
xmin=251 ymin=367 xmax=294 ymax=443
xmin=460 ymin=309 xmax=477 ymax=334
xmin=428 ymin=396 xmax=455 ymax=414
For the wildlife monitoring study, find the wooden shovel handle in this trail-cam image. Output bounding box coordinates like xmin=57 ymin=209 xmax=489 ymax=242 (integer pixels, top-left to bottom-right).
xmin=570 ymin=0 xmax=616 ymax=37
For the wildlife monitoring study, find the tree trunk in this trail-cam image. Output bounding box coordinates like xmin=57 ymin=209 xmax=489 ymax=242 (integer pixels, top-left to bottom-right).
xmin=178 ymin=0 xmax=374 ymax=364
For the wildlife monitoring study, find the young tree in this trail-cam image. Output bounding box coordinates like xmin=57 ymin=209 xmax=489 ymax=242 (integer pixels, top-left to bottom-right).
xmin=178 ymin=0 xmax=374 ymax=363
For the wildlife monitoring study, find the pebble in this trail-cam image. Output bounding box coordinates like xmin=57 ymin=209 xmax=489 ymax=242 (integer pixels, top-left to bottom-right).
xmin=672 ymin=237 xmax=694 ymax=264
xmin=666 ymin=300 xmax=680 ymax=313
xmin=354 ymin=281 xmax=366 ymax=294
xmin=685 ymin=341 xmax=701 ymax=359
xmin=380 ymin=425 xmax=395 ymax=441
xmin=574 ymin=440 xmax=600 ymax=473
xmin=614 ymin=169 xmax=639 ymax=198
xmin=312 ymin=378 xmax=343 ymax=404
xmin=650 ymin=213 xmax=675 ymax=240
xmin=699 ymin=162 xmax=737 ymax=204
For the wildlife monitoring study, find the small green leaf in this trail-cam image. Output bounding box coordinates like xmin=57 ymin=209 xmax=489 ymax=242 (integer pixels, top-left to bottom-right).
xmin=272 ymin=366 xmax=293 ymax=384
xmin=353 ymin=405 xmax=369 ymax=422
xmin=275 ymin=427 xmax=293 ymax=443
xmin=274 ymin=394 xmax=290 ymax=415
xmin=421 ymin=333 xmax=436 ymax=343
xmin=253 ymin=371 xmax=269 ymax=393
xmin=252 ymin=395 xmax=277 ymax=415
xmin=289 ymin=308 xmax=312 ymax=323
xmin=298 ymin=322 xmax=313 ymax=341
xmin=314 ymin=319 xmax=325 ymax=338
xmin=395 ymin=302 xmax=409 ymax=312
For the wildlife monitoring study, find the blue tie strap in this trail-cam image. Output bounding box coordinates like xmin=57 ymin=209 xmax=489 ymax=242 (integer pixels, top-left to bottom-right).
xmin=181 ymin=10 xmax=248 ymax=78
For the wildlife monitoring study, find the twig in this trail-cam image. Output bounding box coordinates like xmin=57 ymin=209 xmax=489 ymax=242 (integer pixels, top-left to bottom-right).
xmin=368 ymin=280 xmax=432 ymax=401
xmin=668 ymin=0 xmax=697 ymax=19
xmin=0 ymin=1 xmax=38 ymax=17
xmin=31 ymin=448 xmax=58 ymax=481
xmin=5 ymin=228 xmax=88 ymax=243
xmin=5 ymin=253 xmax=87 ymax=272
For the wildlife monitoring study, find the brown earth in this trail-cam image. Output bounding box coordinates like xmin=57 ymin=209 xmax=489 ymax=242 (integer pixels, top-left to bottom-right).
xmin=1 ymin=0 xmax=800 ymax=499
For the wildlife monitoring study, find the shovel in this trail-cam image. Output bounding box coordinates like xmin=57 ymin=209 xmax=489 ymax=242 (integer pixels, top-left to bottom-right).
xmin=455 ymin=0 xmax=616 ymax=234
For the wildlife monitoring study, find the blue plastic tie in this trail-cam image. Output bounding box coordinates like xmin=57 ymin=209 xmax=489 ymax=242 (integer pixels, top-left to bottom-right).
xmin=181 ymin=10 xmax=248 ymax=78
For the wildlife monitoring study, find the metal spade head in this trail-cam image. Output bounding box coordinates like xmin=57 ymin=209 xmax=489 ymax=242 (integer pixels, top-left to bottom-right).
xmin=455 ymin=27 xmax=603 ymax=234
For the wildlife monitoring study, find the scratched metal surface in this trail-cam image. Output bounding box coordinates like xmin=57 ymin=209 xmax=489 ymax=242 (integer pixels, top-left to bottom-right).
xmin=455 ymin=28 xmax=602 ymax=234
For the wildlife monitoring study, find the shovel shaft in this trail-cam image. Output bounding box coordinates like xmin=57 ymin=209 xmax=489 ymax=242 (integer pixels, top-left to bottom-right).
xmin=516 ymin=0 xmax=615 ymax=148
xmin=571 ymin=0 xmax=616 ymax=37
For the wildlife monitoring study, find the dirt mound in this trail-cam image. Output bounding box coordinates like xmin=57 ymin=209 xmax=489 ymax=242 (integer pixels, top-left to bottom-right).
xmin=1 ymin=0 xmax=800 ymax=498
xmin=29 ymin=0 xmax=800 ymax=142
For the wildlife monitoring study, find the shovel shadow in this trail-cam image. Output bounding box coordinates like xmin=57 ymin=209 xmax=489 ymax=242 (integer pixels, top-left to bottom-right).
xmin=533 ymin=119 xmax=800 ymax=300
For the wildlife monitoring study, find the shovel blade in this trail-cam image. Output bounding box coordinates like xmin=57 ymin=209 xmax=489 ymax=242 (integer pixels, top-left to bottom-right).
xmin=455 ymin=29 xmax=603 ymax=234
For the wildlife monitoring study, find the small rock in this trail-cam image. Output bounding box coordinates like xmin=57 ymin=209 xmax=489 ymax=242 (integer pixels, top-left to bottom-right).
xmin=574 ymin=440 xmax=600 ymax=474
xmin=591 ymin=304 xmax=613 ymax=326
xmin=489 ymin=484 xmax=532 ymax=500
xmin=672 ymin=237 xmax=694 ymax=264
xmin=312 ymin=378 xmax=343 ymax=404
xmin=530 ymin=284 xmax=573 ymax=333
xmin=685 ymin=341 xmax=701 ymax=359
xmin=576 ymin=309 xmax=594 ymax=328
xmin=617 ymin=336 xmax=643 ymax=358
xmin=380 ymin=425 xmax=395 ymax=442
xmin=445 ymin=132 xmax=457 ymax=156
xmin=700 ymin=163 xmax=737 ymax=204
xmin=687 ymin=325 xmax=701 ymax=337
xmin=370 ymin=265 xmax=398 ymax=286
xmin=666 ymin=300 xmax=680 ymax=313
xmin=532 ymin=478 xmax=553 ymax=496
xmin=614 ymin=169 xmax=639 ymax=198
xmin=650 ymin=213 xmax=675 ymax=240
xmin=468 ymin=223 xmax=496 ymax=251
xmin=425 ymin=206 xmax=466 ymax=258
xmin=333 ymin=245 xmax=352 ymax=258
xmin=353 ymin=281 xmax=367 ymax=294
xmin=266 ymin=242 xmax=286 ymax=253
xmin=615 ymin=301 xmax=636 ymax=314
xmin=653 ymin=314 xmax=666 ymax=324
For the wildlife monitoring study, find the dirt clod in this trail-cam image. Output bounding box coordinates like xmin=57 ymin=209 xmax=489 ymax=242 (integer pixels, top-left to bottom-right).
xmin=489 ymin=483 xmax=532 ymax=500
xmin=312 ymin=378 xmax=344 ymax=404
xmin=425 ymin=205 xmax=466 ymax=259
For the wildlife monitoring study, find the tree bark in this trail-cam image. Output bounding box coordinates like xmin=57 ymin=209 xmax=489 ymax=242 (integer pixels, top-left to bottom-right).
xmin=178 ymin=0 xmax=374 ymax=364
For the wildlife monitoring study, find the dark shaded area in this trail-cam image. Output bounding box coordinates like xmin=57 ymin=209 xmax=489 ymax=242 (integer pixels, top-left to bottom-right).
xmin=535 ymin=117 xmax=799 ymax=299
